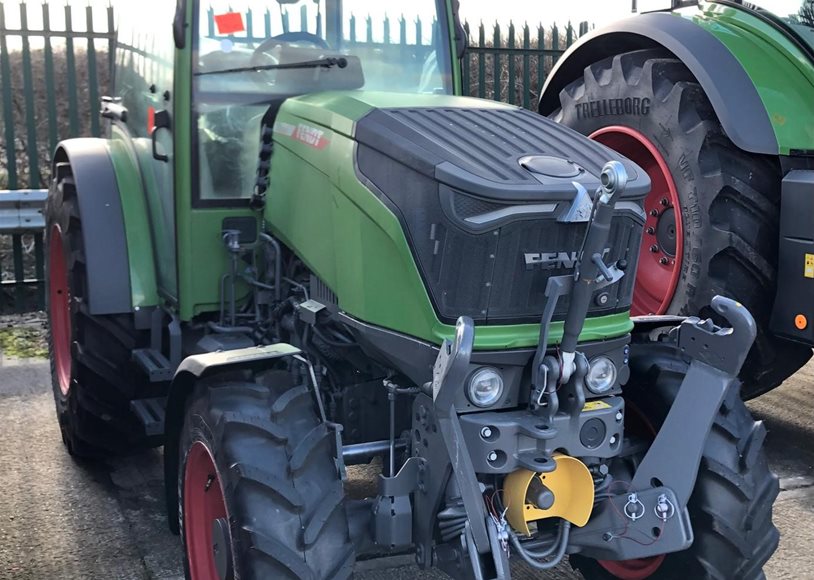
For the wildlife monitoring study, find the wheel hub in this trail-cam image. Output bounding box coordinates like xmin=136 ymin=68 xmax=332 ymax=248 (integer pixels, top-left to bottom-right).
xmin=589 ymin=126 xmax=684 ymax=316
xmin=212 ymin=517 xmax=233 ymax=580
xmin=654 ymin=207 xmax=677 ymax=258
xmin=184 ymin=441 xmax=232 ymax=579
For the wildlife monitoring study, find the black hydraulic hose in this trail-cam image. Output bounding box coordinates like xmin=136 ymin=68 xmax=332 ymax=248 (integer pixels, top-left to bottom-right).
xmin=509 ymin=521 xmax=571 ymax=570
xmin=517 ymin=521 xmax=566 ymax=558
xmin=561 ymin=203 xmax=614 ymax=354
xmin=259 ymin=233 xmax=282 ymax=302
xmin=561 ymin=162 xmax=627 ymax=355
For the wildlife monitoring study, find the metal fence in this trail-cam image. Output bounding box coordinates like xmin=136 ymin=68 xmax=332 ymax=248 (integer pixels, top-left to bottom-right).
xmin=0 ymin=1 xmax=586 ymax=313
xmin=0 ymin=1 xmax=113 ymax=313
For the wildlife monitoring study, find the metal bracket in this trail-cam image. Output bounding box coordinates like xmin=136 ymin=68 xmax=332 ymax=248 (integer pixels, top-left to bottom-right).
xmin=631 ymin=296 xmax=757 ymax=507
xmin=431 ymin=317 xmax=491 ymax=554
xmin=676 ymin=295 xmax=757 ymax=376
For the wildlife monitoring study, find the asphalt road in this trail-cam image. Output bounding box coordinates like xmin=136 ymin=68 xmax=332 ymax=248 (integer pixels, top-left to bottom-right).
xmin=1 ymin=359 xmax=813 ymax=580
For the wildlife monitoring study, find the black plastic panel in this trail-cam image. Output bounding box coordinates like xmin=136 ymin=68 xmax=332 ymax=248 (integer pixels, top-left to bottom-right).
xmin=771 ymin=170 xmax=814 ymax=345
xmin=355 ymin=105 xmax=647 ymax=325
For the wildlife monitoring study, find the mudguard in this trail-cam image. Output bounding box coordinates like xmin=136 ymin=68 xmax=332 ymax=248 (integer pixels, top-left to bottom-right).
xmin=163 ymin=343 xmax=302 ymax=533
xmin=52 ymin=139 xmax=133 ymax=315
xmin=539 ymin=12 xmax=778 ymax=155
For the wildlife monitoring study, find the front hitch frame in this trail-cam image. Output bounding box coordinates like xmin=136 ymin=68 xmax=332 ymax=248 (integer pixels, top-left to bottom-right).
xmin=569 ymin=296 xmax=758 ymax=561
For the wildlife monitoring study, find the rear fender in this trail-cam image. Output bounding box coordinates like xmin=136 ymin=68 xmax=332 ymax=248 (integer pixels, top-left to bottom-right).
xmin=162 ymin=343 xmax=302 ymax=533
xmin=539 ymin=12 xmax=779 ymax=155
xmin=53 ymin=138 xmax=159 ymax=314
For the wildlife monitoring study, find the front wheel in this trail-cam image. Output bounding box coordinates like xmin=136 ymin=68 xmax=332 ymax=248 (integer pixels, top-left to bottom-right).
xmin=553 ymin=48 xmax=811 ymax=398
xmin=178 ymin=369 xmax=355 ymax=580
xmin=571 ymin=343 xmax=779 ymax=579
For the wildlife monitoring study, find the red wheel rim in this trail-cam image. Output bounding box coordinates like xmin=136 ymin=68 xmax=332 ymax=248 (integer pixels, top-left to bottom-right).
xmin=48 ymin=224 xmax=72 ymax=396
xmin=184 ymin=441 xmax=230 ymax=580
xmin=598 ymin=556 xmax=666 ymax=579
xmin=590 ymin=127 xmax=683 ymax=315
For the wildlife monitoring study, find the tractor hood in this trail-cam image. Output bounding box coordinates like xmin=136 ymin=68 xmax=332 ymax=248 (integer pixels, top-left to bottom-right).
xmin=267 ymin=91 xmax=650 ymax=337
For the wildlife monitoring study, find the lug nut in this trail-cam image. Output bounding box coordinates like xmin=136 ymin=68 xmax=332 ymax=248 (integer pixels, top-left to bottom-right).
xmin=650 ymin=245 xmax=659 ymax=253
xmin=615 ymin=412 xmax=623 ymax=422
xmin=487 ymin=451 xmax=498 ymax=462
xmin=481 ymin=427 xmax=493 ymax=439
xmin=646 ymin=227 xmax=656 ymax=235
xmin=609 ymin=436 xmax=617 ymax=445
xmin=660 ymin=198 xmax=670 ymax=206
xmin=650 ymin=209 xmax=659 ymax=217
xmin=659 ymin=257 xmax=669 ymax=265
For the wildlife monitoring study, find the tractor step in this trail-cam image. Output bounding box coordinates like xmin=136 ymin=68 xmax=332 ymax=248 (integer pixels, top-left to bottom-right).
xmin=130 ymin=398 xmax=166 ymax=437
xmin=133 ymin=348 xmax=174 ymax=382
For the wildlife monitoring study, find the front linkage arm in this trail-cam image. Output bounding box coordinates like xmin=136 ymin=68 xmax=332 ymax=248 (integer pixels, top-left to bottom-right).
xmin=570 ymin=296 xmax=758 ymax=560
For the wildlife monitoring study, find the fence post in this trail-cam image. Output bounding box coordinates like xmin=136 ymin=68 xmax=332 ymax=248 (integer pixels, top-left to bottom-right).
xmin=523 ymin=24 xmax=531 ymax=110
xmin=462 ymin=22 xmax=471 ymax=96
xmin=0 ymin=1 xmax=19 ymax=190
xmin=64 ymin=5 xmax=80 ymax=137
xmin=492 ymin=22 xmax=501 ymax=102
xmin=566 ymin=21 xmax=574 ymax=47
xmin=478 ymin=22 xmax=486 ymax=99
xmin=86 ymin=5 xmax=101 ymax=138
xmin=43 ymin=3 xmax=59 ymax=156
xmin=551 ymin=23 xmax=559 ymax=73
xmin=20 ymin=4 xmax=40 ymax=187
xmin=507 ymin=22 xmax=516 ymax=105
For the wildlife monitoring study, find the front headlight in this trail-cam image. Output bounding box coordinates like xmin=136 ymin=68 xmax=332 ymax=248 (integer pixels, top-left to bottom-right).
xmin=466 ymin=367 xmax=504 ymax=408
xmin=585 ymin=356 xmax=617 ymax=394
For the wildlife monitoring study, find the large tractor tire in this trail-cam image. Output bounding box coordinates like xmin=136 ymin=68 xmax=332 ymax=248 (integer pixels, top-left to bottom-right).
xmin=46 ymin=164 xmax=147 ymax=457
xmin=572 ymin=342 xmax=779 ymax=580
xmin=552 ymin=48 xmax=811 ymax=398
xmin=178 ymin=369 xmax=355 ymax=580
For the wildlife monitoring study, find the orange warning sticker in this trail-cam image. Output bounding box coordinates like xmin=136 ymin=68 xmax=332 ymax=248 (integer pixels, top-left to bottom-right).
xmin=214 ymin=12 xmax=245 ymax=35
xmin=796 ymin=315 xmax=808 ymax=330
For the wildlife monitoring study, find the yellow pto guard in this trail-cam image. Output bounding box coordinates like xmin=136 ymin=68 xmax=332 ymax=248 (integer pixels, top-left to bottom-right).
xmin=504 ymin=453 xmax=595 ymax=536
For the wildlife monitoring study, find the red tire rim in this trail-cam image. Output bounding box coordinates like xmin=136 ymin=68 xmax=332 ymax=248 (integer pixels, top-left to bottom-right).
xmin=598 ymin=556 xmax=666 ymax=579
xmin=184 ymin=441 xmax=232 ymax=580
xmin=48 ymin=224 xmax=72 ymax=396
xmin=590 ymin=127 xmax=683 ymax=316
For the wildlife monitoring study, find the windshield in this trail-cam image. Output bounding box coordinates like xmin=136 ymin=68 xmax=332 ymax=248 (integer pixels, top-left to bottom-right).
xmin=193 ymin=0 xmax=453 ymax=202
xmin=740 ymin=1 xmax=814 ymax=48
xmin=195 ymin=0 xmax=453 ymax=96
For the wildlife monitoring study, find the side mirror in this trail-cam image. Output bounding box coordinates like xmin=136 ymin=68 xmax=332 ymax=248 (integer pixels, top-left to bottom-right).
xmin=174 ymin=0 xmax=187 ymax=49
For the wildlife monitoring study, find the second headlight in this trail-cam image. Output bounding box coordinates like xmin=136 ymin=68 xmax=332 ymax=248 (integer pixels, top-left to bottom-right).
xmin=585 ymin=356 xmax=617 ymax=394
xmin=466 ymin=367 xmax=504 ymax=408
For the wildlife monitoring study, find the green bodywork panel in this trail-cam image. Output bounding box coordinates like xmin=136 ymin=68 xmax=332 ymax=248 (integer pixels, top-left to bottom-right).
xmin=265 ymin=92 xmax=633 ymax=349
xmin=686 ymin=2 xmax=814 ymax=154
xmin=107 ymin=128 xmax=159 ymax=309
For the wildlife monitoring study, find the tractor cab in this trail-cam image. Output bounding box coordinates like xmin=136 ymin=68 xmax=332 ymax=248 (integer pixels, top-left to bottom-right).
xmin=191 ymin=0 xmax=457 ymax=201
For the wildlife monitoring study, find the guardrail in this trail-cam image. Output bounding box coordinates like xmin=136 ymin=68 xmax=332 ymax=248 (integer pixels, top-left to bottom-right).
xmin=0 ymin=190 xmax=47 ymax=313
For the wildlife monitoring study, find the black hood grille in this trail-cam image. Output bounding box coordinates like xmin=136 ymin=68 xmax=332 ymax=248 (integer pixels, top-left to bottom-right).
xmin=355 ymin=105 xmax=649 ymax=325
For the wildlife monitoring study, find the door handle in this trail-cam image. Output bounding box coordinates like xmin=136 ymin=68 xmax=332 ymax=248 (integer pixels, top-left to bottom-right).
xmin=152 ymin=109 xmax=172 ymax=163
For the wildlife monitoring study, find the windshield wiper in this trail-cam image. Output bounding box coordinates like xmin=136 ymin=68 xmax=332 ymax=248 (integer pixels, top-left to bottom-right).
xmin=195 ymin=56 xmax=348 ymax=77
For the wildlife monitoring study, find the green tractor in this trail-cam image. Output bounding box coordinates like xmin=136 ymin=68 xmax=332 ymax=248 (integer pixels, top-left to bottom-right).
xmin=540 ymin=0 xmax=814 ymax=399
xmin=45 ymin=0 xmax=778 ymax=578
